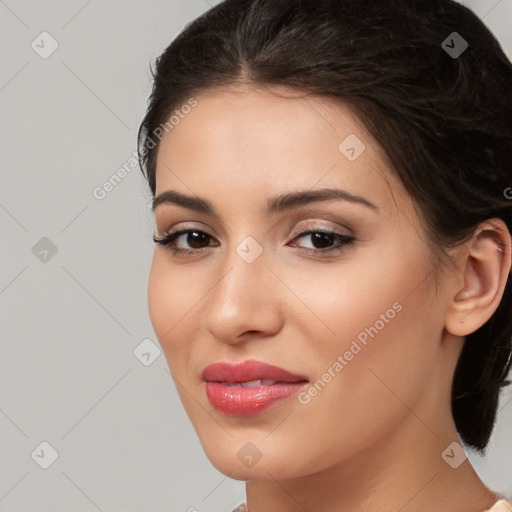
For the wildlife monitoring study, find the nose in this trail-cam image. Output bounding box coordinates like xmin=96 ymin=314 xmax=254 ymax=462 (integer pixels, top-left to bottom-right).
xmin=203 ymin=244 xmax=284 ymax=345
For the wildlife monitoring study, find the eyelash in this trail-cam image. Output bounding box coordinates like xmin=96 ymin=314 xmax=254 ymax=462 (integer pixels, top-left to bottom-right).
xmin=152 ymin=226 xmax=356 ymax=257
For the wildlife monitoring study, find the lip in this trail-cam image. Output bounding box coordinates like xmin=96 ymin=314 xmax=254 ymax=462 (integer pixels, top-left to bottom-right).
xmin=201 ymin=360 xmax=309 ymax=417
xmin=201 ymin=359 xmax=308 ymax=384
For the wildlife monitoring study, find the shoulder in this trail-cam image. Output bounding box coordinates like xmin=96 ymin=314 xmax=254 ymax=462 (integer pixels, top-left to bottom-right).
xmin=228 ymin=497 xmax=512 ymax=512
xmin=485 ymin=498 xmax=512 ymax=511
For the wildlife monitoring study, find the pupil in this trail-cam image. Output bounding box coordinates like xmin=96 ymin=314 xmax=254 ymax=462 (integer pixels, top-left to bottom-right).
xmin=188 ymin=231 xmax=208 ymax=248
xmin=311 ymin=232 xmax=333 ymax=249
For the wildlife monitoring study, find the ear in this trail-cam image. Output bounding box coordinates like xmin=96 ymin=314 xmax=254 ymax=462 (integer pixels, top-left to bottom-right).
xmin=445 ymin=218 xmax=512 ymax=337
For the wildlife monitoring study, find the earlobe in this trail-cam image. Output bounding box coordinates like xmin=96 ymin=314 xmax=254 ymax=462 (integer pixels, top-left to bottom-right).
xmin=445 ymin=219 xmax=511 ymax=337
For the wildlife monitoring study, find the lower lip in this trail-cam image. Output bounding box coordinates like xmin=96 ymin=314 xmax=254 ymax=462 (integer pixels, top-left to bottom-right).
xmin=204 ymin=381 xmax=309 ymax=417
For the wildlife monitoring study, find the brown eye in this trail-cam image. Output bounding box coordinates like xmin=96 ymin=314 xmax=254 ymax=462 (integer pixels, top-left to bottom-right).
xmin=290 ymin=229 xmax=355 ymax=254
xmin=153 ymin=229 xmax=218 ymax=256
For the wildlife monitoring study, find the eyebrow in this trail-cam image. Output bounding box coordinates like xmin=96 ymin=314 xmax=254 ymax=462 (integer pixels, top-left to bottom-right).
xmin=152 ymin=187 xmax=378 ymax=215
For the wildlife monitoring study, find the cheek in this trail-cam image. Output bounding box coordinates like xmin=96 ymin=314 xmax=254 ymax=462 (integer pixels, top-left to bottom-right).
xmin=147 ymin=258 xmax=205 ymax=418
xmin=147 ymin=256 xmax=171 ymax=343
xmin=147 ymin=255 xmax=199 ymax=365
xmin=277 ymin=249 xmax=408 ymax=350
xmin=281 ymin=250 xmax=437 ymax=418
xmin=283 ymin=235 xmax=435 ymax=355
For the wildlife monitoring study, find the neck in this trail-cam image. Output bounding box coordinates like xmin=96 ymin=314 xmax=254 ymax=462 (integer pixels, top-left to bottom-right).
xmin=245 ymin=401 xmax=498 ymax=512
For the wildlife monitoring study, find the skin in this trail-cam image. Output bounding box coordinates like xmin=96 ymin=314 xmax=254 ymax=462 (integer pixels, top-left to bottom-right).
xmin=147 ymin=84 xmax=511 ymax=512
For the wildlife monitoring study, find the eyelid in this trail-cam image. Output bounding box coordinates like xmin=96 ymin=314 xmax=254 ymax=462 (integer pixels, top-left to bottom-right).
xmin=157 ymin=221 xmax=212 ymax=237
xmin=294 ymin=218 xmax=351 ymax=232
xmin=157 ymin=218 xmax=352 ymax=240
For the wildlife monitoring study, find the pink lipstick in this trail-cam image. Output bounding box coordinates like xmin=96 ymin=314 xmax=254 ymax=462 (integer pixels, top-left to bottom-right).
xmin=201 ymin=360 xmax=309 ymax=417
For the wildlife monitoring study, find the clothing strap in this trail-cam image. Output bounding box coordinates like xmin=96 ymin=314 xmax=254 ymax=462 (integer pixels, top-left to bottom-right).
xmin=485 ymin=498 xmax=512 ymax=512
xmin=231 ymin=496 xmax=512 ymax=511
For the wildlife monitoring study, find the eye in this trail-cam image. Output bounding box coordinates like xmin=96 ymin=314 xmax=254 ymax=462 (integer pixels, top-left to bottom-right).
xmin=153 ymin=226 xmax=356 ymax=257
xmin=153 ymin=229 xmax=218 ymax=256
xmin=289 ymin=227 xmax=355 ymax=254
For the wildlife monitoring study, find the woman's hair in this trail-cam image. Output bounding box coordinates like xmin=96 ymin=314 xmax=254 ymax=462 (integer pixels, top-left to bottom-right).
xmin=137 ymin=0 xmax=512 ymax=453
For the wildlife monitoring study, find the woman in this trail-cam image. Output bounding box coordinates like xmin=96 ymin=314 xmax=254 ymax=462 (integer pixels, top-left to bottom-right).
xmin=138 ymin=0 xmax=512 ymax=510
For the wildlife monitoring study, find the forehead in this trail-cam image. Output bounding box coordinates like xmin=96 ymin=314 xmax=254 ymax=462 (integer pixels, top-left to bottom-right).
xmin=154 ymin=85 xmax=411 ymax=218
xmin=158 ymin=84 xmax=369 ymax=155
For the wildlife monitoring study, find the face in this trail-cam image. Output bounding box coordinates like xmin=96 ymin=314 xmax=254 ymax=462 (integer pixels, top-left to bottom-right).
xmin=147 ymin=85 xmax=450 ymax=480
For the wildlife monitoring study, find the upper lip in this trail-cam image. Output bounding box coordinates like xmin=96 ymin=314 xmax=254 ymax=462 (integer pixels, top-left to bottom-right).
xmin=201 ymin=359 xmax=309 ymax=384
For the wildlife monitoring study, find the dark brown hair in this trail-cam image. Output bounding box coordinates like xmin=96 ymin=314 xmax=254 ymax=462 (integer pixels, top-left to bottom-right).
xmin=137 ymin=0 xmax=512 ymax=453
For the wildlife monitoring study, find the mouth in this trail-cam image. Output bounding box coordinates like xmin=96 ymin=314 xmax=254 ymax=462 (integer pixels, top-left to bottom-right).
xmin=201 ymin=359 xmax=309 ymax=384
xmin=201 ymin=360 xmax=309 ymax=417
xmin=215 ymin=378 xmax=307 ymax=387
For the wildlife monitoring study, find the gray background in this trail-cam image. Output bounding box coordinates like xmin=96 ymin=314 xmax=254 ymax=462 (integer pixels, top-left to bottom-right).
xmin=1 ymin=1 xmax=511 ymax=510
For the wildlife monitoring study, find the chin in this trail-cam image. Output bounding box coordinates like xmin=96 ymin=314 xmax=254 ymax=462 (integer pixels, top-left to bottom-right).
xmin=199 ymin=437 xmax=311 ymax=481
